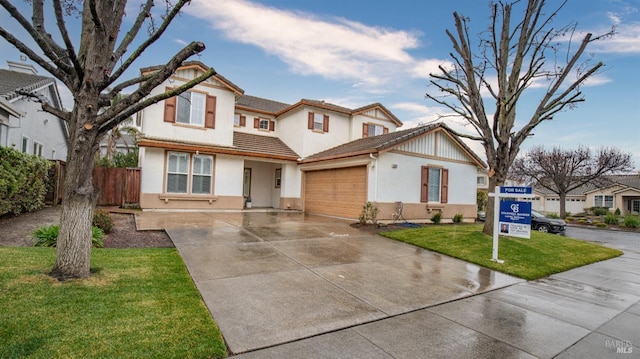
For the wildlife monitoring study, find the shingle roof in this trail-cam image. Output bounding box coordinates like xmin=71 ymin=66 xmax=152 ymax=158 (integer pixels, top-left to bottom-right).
xmin=302 ymin=122 xmax=485 ymax=166
xmin=0 ymin=69 xmax=55 ymax=100
xmin=233 ymin=132 xmax=299 ymax=159
xmin=236 ymin=95 xmax=290 ymax=114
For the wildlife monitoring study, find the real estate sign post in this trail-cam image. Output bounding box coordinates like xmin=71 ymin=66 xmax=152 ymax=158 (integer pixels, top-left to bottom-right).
xmin=489 ymin=186 xmax=534 ymax=263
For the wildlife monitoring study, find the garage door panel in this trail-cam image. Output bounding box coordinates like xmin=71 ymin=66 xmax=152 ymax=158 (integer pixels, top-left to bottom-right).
xmin=304 ymin=166 xmax=366 ymax=218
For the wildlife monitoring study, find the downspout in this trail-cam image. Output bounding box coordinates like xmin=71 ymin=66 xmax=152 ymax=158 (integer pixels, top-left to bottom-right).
xmin=370 ymin=153 xmax=378 ymax=202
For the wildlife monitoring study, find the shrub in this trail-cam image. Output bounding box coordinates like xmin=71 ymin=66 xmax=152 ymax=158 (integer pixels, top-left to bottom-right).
xmin=614 ymin=208 xmax=621 ymax=216
xmin=591 ymin=207 xmax=609 ymax=216
xmin=358 ymin=202 xmax=379 ymax=225
xmin=0 ymin=146 xmax=51 ymax=216
xmin=546 ymin=212 xmax=560 ymax=219
xmin=565 ymin=216 xmax=575 ymax=222
xmin=595 ymin=222 xmax=607 ymax=228
xmin=604 ymin=213 xmax=619 ymax=225
xmin=624 ymin=215 xmax=639 ymax=228
xmin=577 ymin=219 xmax=589 ymax=225
xmin=430 ymin=212 xmax=442 ymax=224
xmin=33 ymin=225 xmax=105 ymax=248
xmin=93 ymin=209 xmax=113 ymax=233
xmin=452 ymin=213 xmax=464 ymax=224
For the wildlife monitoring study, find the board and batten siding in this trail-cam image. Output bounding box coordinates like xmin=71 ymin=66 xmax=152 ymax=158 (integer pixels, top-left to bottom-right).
xmin=396 ymin=131 xmax=470 ymax=162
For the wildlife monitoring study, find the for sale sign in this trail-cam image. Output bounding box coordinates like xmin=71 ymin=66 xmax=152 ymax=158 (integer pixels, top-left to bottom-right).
xmin=499 ymin=200 xmax=531 ymax=239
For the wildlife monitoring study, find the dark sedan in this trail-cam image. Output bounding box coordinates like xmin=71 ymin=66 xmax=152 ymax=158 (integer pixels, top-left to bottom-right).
xmin=531 ymin=210 xmax=566 ymax=233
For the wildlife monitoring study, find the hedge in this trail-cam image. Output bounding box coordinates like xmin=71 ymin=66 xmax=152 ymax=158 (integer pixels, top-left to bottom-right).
xmin=0 ymin=146 xmax=51 ymax=216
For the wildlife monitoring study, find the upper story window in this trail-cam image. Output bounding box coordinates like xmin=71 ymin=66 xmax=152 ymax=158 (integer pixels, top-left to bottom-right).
xmin=177 ymin=91 xmax=205 ymax=126
xmin=253 ymin=117 xmax=275 ymax=131
xmin=477 ymin=176 xmax=486 ymax=185
xmin=163 ymin=87 xmax=216 ymax=129
xmin=234 ymin=114 xmax=246 ymax=127
xmin=307 ymin=112 xmax=329 ymax=133
xmin=362 ymin=123 xmax=388 ymax=138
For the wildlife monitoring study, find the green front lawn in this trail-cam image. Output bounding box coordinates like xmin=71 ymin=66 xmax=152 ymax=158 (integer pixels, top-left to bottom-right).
xmin=382 ymin=224 xmax=622 ymax=280
xmin=0 ymin=248 xmax=227 ymax=359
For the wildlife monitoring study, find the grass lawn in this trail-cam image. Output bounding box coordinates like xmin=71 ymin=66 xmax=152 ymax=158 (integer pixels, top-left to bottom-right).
xmin=381 ymin=224 xmax=623 ymax=280
xmin=0 ymin=247 xmax=227 ymax=359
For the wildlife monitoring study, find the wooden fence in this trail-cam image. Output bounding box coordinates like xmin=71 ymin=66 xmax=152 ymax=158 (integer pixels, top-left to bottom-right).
xmin=47 ymin=164 xmax=141 ymax=207
xmin=93 ymin=167 xmax=141 ymax=207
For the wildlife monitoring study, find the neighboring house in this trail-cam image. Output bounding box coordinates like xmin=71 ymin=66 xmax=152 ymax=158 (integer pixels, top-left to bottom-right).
xmin=532 ymin=174 xmax=640 ymax=215
xmin=0 ymin=60 xmax=68 ymax=160
xmin=136 ymin=61 xmax=484 ymax=220
xmin=98 ymin=133 xmax=137 ymax=158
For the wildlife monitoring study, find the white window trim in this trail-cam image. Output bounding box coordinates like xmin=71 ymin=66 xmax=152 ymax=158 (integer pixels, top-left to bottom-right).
xmin=21 ymin=136 xmax=29 ymax=153
xmin=259 ymin=118 xmax=270 ymax=130
xmin=176 ymin=91 xmax=206 ymax=126
xmin=313 ymin=113 xmax=324 ymax=131
xmin=165 ymin=152 xmax=214 ymax=195
xmin=428 ymin=167 xmax=442 ymax=203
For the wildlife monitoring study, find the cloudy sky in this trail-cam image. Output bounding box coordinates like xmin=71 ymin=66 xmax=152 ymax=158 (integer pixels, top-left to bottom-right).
xmin=1 ymin=0 xmax=639 ymax=166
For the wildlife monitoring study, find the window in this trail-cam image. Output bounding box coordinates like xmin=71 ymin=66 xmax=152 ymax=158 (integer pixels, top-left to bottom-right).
xmin=421 ymin=166 xmax=448 ymax=203
xmin=163 ymin=88 xmax=216 ymax=128
xmin=630 ymin=200 xmax=640 ymax=213
xmin=234 ymin=114 xmax=246 ymax=127
xmin=428 ymin=168 xmax=441 ymax=202
xmin=192 ymin=155 xmax=213 ymax=194
xmin=307 ymin=112 xmax=329 ymax=132
xmin=33 ymin=142 xmax=43 ymax=157
xmin=167 ymin=152 xmax=189 ymax=193
xmin=176 ymin=91 xmax=205 ymax=126
xmin=477 ymin=176 xmax=486 ymax=185
xmin=594 ymin=195 xmax=613 ymax=208
xmin=21 ymin=136 xmax=28 ymax=153
xmin=166 ymin=152 xmax=214 ymax=195
xmin=275 ymin=168 xmax=282 ymax=188
xmin=362 ymin=123 xmax=388 ymax=138
xmin=253 ymin=117 xmax=275 ymax=131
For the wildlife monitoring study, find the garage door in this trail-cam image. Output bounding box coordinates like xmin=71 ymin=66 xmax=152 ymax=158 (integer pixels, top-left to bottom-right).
xmin=304 ymin=166 xmax=367 ymax=218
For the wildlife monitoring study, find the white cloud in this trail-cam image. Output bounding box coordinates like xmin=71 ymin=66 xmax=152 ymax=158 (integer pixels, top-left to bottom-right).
xmin=186 ymin=0 xmax=446 ymax=91
xmin=588 ymin=23 xmax=640 ymax=54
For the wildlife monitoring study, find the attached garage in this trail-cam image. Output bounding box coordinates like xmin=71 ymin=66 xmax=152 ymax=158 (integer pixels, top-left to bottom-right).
xmin=304 ymin=166 xmax=367 ymax=218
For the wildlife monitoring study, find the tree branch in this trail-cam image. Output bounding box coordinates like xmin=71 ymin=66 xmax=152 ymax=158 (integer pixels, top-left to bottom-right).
xmin=107 ymin=0 xmax=191 ymax=86
xmin=52 ymin=0 xmax=82 ymax=78
xmin=98 ymin=67 xmax=216 ymax=137
xmin=0 ymin=0 xmax=72 ymax=73
xmin=16 ymin=90 xmax=71 ymax=121
xmin=97 ymin=41 xmax=211 ymax=128
xmin=111 ymin=0 xmax=155 ymax=70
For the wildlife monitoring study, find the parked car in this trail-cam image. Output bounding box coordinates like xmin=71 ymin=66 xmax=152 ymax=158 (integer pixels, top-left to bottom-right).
xmin=531 ymin=210 xmax=566 ymax=233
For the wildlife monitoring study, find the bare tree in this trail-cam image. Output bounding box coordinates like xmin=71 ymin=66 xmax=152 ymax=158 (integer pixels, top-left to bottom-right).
xmin=427 ymin=0 xmax=614 ymax=235
xmin=0 ymin=0 xmax=216 ymax=279
xmin=511 ymin=146 xmax=633 ymax=217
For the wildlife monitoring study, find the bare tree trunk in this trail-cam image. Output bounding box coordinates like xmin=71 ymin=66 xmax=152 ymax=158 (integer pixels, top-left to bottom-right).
xmin=51 ymin=109 xmax=100 ymax=280
xmin=559 ymin=192 xmax=567 ymax=218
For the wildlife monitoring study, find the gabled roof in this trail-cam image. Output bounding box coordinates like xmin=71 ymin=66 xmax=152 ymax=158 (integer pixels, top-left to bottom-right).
xmin=140 ymin=61 xmax=244 ymax=96
xmin=236 ymin=95 xmax=290 ymax=115
xmin=274 ymin=99 xmax=403 ymax=126
xmin=301 ymin=122 xmax=485 ymax=167
xmin=0 ymin=69 xmax=56 ymax=101
xmin=352 ymin=102 xmax=402 ymax=126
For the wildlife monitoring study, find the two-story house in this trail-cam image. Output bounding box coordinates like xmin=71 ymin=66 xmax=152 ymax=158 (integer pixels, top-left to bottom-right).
xmin=0 ymin=60 xmax=68 ymax=160
xmin=136 ymin=61 xmax=485 ymax=221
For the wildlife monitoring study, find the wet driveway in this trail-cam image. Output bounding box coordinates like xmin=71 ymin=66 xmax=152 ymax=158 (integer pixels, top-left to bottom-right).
xmin=136 ymin=211 xmax=522 ymax=354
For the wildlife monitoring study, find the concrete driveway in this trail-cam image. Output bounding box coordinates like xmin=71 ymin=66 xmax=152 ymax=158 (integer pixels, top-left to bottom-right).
xmin=136 ymin=211 xmax=523 ymax=354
